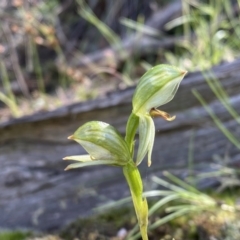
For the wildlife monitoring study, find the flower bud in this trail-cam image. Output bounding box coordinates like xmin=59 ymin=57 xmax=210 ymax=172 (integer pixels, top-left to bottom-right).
xmin=64 ymin=121 xmax=131 ymax=170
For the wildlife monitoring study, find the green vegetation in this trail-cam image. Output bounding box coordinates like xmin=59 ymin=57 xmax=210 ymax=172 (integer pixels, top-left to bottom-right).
xmin=1 ymin=1 xmax=240 ymax=239
xmin=1 ymin=0 xmax=240 ymax=120
xmin=0 ymin=230 xmax=31 ymax=240
xmin=128 ymin=172 xmax=237 ymax=239
xmin=64 ymin=65 xmax=186 ymax=239
xmin=165 ymin=0 xmax=240 ymax=70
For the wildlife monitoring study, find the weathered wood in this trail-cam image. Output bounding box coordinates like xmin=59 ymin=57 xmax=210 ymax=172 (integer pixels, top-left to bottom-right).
xmin=1 ymin=60 xmax=240 ymax=231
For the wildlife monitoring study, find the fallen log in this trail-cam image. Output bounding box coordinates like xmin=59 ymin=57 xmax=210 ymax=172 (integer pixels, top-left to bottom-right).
xmin=0 ymin=59 xmax=240 ymax=231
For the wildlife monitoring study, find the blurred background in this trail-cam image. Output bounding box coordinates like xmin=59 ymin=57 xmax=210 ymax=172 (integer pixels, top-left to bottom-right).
xmin=1 ymin=0 xmax=239 ymax=121
xmin=1 ymin=0 xmax=240 ymax=240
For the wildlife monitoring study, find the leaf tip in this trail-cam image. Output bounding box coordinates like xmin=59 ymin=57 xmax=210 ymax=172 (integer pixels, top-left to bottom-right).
xmin=181 ymin=70 xmax=188 ymax=76
xmin=148 ymin=160 xmax=152 ymax=167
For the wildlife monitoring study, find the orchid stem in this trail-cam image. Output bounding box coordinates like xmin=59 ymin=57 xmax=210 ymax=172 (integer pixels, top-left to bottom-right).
xmin=123 ymin=163 xmax=149 ymax=240
xmin=125 ymin=112 xmax=139 ymax=156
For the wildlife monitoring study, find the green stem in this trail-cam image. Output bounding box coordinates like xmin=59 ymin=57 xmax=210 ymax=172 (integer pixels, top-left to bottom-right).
xmin=123 ymin=163 xmax=148 ymax=240
xmin=125 ymin=112 xmax=139 ymax=156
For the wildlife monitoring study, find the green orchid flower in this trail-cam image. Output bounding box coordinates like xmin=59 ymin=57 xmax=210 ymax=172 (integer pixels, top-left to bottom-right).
xmin=64 ymin=121 xmax=132 ymax=170
xmin=63 ymin=64 xmax=187 ymax=240
xmin=126 ymin=64 xmax=187 ymax=167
